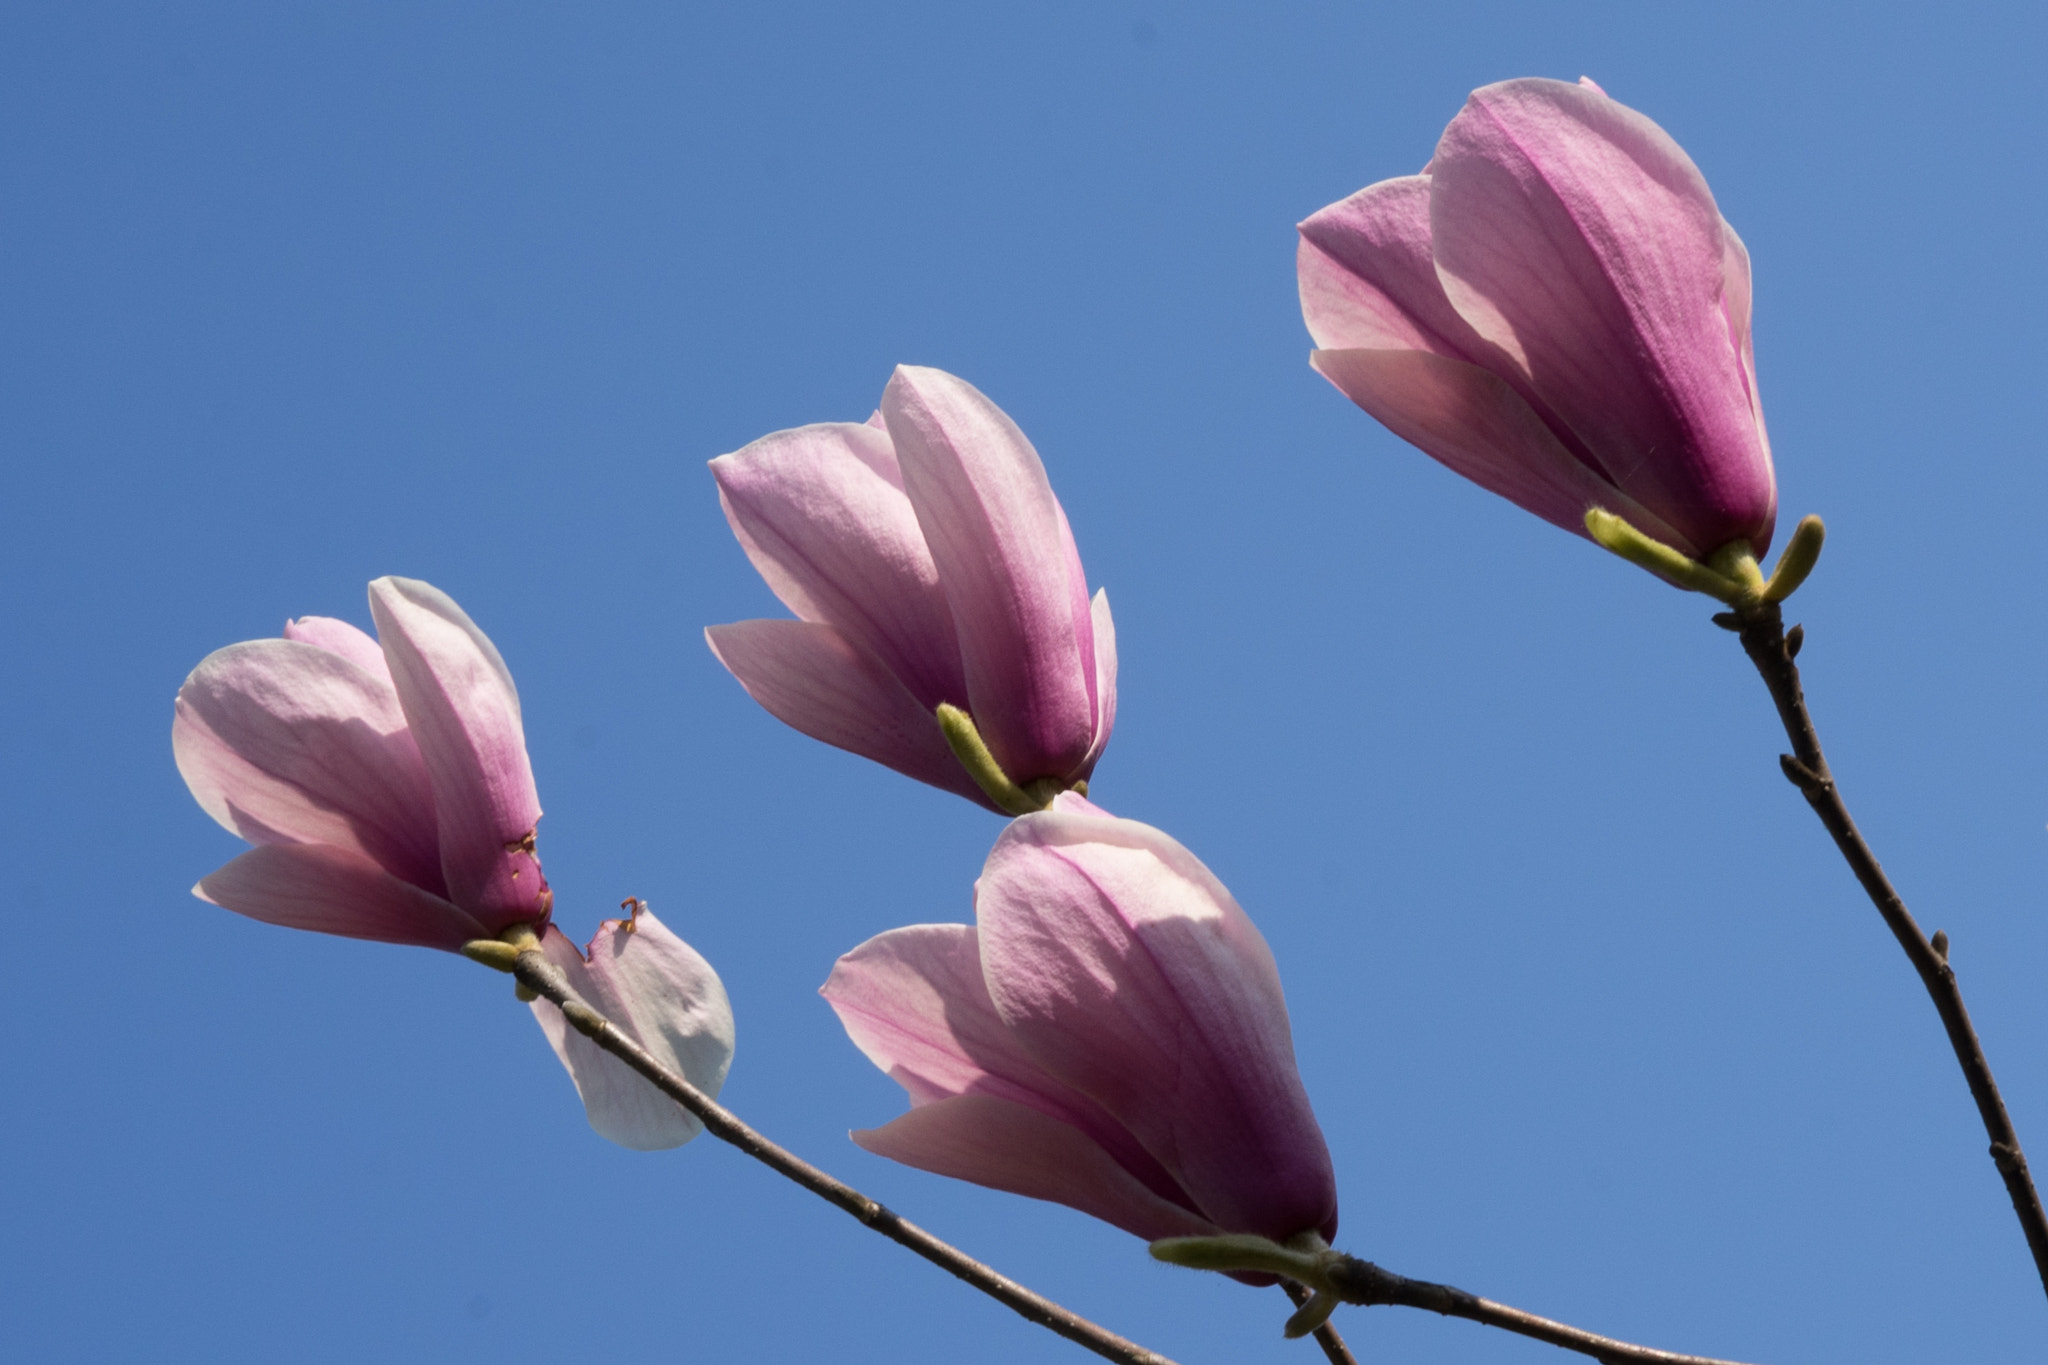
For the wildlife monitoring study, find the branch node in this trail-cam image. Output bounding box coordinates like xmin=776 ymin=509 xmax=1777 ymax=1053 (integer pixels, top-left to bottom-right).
xmin=1777 ymin=754 xmax=1827 ymax=791
xmin=1931 ymin=929 xmax=1950 ymax=963
xmin=1784 ymin=623 xmax=1805 ymax=659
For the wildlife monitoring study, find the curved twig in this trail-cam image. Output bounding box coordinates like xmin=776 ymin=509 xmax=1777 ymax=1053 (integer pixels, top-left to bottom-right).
xmin=1723 ymin=600 xmax=2048 ymax=1298
xmin=505 ymin=944 xmax=1179 ymax=1365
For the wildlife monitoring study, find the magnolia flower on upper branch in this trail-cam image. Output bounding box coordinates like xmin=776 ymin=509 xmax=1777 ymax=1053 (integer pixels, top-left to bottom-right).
xmin=1299 ymin=77 xmax=1782 ymax=582
xmin=174 ymin=576 xmax=732 ymax=1150
xmin=823 ymin=793 xmax=1337 ymax=1253
xmin=707 ymin=365 xmax=1115 ymax=815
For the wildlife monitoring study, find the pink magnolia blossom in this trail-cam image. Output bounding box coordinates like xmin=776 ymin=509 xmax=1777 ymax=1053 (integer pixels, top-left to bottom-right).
xmin=175 ymin=576 xmax=553 ymax=950
xmin=1298 ymin=76 xmax=1775 ymax=561
xmin=175 ymin=578 xmax=735 ymax=1150
xmin=823 ymin=793 xmax=1337 ymax=1247
xmin=707 ymin=365 xmax=1115 ymax=810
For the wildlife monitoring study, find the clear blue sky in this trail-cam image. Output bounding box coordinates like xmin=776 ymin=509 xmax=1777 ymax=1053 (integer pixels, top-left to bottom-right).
xmin=5 ymin=3 xmax=2047 ymax=1361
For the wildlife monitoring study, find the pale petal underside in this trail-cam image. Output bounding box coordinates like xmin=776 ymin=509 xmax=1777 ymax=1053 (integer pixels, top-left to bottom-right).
xmin=530 ymin=909 xmax=736 ymax=1151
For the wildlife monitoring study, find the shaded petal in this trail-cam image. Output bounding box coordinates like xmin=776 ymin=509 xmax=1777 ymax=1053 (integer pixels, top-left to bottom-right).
xmin=367 ymin=578 xmax=548 ymax=932
xmin=530 ymin=908 xmax=735 ymax=1151
xmin=1309 ymin=347 xmax=1701 ymax=555
xmin=194 ymin=843 xmax=484 ymax=950
xmin=883 ymin=367 xmax=1095 ymax=783
xmin=976 ymin=796 xmax=1338 ymax=1242
xmin=710 ymin=422 xmax=966 ymax=709
xmin=705 ymin=619 xmax=994 ymax=809
xmin=854 ymin=1095 xmax=1219 ymax=1243
xmin=173 ymin=639 xmax=443 ymax=889
xmin=1430 ymin=77 xmax=1774 ymax=552
xmin=825 ymin=922 xmax=1200 ymax=1211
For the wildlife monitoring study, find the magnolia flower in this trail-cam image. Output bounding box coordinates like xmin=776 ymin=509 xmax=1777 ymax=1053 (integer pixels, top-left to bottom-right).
xmin=823 ymin=793 xmax=1336 ymax=1247
xmin=707 ymin=365 xmax=1115 ymax=813
xmin=1298 ymin=76 xmax=1775 ymax=562
xmin=174 ymin=577 xmax=733 ymax=1150
xmin=174 ymin=576 xmax=553 ymax=949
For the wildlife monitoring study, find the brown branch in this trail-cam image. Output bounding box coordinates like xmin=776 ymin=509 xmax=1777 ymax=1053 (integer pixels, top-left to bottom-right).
xmin=1323 ymin=1256 xmax=1760 ymax=1365
xmin=1280 ymin=1280 xmax=1359 ymax=1365
xmin=506 ymin=945 xmax=1179 ymax=1365
xmin=1722 ymin=601 xmax=2048 ymax=1297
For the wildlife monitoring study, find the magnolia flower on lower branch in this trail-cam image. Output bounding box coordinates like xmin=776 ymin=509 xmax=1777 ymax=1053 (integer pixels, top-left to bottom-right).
xmin=172 ymin=576 xmax=733 ymax=1151
xmin=822 ymin=793 xmax=1337 ymax=1258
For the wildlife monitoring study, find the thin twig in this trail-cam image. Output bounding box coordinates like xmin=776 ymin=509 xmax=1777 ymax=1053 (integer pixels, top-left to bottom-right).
xmin=1725 ymin=601 xmax=2048 ymax=1297
xmin=1280 ymin=1280 xmax=1359 ymax=1365
xmin=1323 ymin=1256 xmax=1761 ymax=1365
xmin=506 ymin=946 xmax=1178 ymax=1365
xmin=517 ymin=943 xmax=1771 ymax=1365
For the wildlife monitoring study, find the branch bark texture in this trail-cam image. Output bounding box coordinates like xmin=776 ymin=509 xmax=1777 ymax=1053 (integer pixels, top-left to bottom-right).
xmin=1728 ymin=601 xmax=2048 ymax=1297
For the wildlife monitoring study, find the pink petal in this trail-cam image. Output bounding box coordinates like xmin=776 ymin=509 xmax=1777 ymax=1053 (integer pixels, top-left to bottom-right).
xmin=173 ymin=639 xmax=443 ymax=890
xmin=1298 ymin=176 xmax=1603 ymax=478
xmin=710 ymin=422 xmax=967 ymax=710
xmin=705 ymin=619 xmax=994 ymax=808
xmin=194 ymin=843 xmax=485 ymax=950
xmin=854 ymin=1095 xmax=1219 ymax=1243
xmin=1298 ymin=175 xmax=1489 ymax=358
xmin=1719 ymin=220 xmax=1772 ymax=476
xmin=282 ymin=616 xmax=392 ymax=685
xmin=976 ymin=798 xmax=1338 ymax=1243
xmin=1429 ymin=77 xmax=1775 ymax=553
xmin=1309 ymin=347 xmax=1702 ymax=554
xmin=883 ymin=366 xmax=1096 ymax=785
xmin=1075 ymin=590 xmax=1117 ymax=779
xmin=367 ymin=578 xmax=549 ymax=934
xmin=825 ymin=922 xmax=1201 ymax=1212
xmin=530 ymin=908 xmax=735 ymax=1151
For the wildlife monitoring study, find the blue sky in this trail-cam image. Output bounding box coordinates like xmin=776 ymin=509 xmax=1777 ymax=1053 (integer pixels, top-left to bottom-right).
xmin=5 ymin=3 xmax=2048 ymax=1361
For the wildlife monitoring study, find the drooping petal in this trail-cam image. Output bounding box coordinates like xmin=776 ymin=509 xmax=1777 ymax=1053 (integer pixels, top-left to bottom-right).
xmin=194 ymin=843 xmax=485 ymax=950
xmin=1429 ymin=77 xmax=1775 ymax=553
xmin=976 ymin=795 xmax=1338 ymax=1243
xmin=711 ymin=422 xmax=967 ymax=710
xmin=854 ymin=1095 xmax=1219 ymax=1243
xmin=282 ymin=616 xmax=393 ymax=684
xmin=530 ymin=908 xmax=735 ymax=1151
xmin=883 ymin=366 xmax=1096 ymax=784
xmin=367 ymin=577 xmax=549 ymax=933
xmin=173 ymin=639 xmax=443 ymax=889
xmin=1308 ymin=347 xmax=1701 ymax=554
xmin=705 ymin=619 xmax=993 ymax=808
